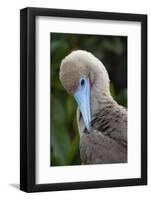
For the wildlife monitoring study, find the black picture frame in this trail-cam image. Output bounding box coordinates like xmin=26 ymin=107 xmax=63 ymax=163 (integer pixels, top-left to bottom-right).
xmin=20 ymin=7 xmax=147 ymax=192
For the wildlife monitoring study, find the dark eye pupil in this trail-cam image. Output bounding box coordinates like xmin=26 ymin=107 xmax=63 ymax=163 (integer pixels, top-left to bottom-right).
xmin=81 ymin=79 xmax=85 ymax=86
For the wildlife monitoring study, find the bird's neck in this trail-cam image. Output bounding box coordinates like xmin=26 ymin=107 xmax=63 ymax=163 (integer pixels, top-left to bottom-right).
xmin=90 ymin=84 xmax=113 ymax=117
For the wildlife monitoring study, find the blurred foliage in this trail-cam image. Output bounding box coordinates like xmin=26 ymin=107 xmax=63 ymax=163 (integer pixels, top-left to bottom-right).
xmin=50 ymin=33 xmax=127 ymax=166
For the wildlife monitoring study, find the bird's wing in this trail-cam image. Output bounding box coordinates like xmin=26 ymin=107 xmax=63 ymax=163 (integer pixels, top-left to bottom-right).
xmin=91 ymin=103 xmax=127 ymax=147
xmin=80 ymin=129 xmax=127 ymax=164
xmin=78 ymin=101 xmax=127 ymax=164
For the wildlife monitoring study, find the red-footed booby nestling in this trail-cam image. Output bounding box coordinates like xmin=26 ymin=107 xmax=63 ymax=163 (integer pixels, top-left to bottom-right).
xmin=59 ymin=50 xmax=127 ymax=164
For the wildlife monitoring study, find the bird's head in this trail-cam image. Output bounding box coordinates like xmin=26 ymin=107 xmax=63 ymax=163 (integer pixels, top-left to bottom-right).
xmin=59 ymin=50 xmax=110 ymax=132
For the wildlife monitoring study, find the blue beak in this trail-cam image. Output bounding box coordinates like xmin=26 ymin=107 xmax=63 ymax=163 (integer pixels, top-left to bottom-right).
xmin=74 ymin=77 xmax=91 ymax=131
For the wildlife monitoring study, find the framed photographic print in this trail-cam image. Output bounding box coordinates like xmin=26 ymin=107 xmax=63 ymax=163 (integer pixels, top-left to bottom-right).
xmin=20 ymin=7 xmax=147 ymax=192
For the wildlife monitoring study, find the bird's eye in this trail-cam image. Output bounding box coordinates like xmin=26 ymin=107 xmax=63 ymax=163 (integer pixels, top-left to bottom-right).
xmin=80 ymin=79 xmax=85 ymax=86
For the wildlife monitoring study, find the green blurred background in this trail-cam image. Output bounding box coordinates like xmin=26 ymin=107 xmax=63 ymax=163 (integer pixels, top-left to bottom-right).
xmin=50 ymin=33 xmax=127 ymax=166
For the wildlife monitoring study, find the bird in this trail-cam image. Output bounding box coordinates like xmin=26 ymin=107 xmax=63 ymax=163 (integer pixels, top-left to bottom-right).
xmin=59 ymin=50 xmax=127 ymax=164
